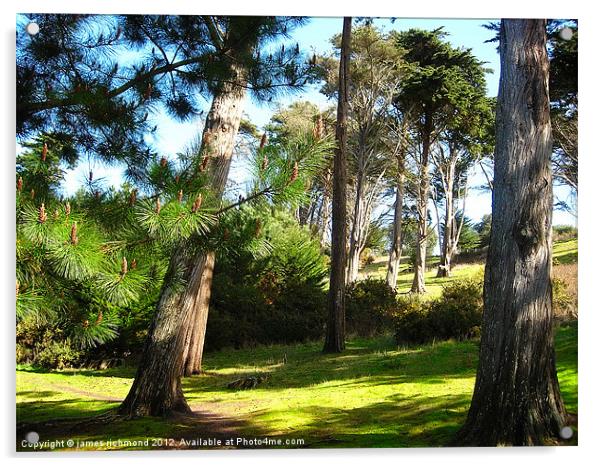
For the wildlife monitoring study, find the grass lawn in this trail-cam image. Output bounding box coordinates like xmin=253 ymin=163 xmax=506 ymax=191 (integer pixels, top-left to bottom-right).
xmin=16 ymin=322 xmax=577 ymax=450
xmin=16 ymin=238 xmax=578 ymax=450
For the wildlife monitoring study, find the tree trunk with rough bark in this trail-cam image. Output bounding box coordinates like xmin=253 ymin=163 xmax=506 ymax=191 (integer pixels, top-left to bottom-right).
xmin=180 ymin=81 xmax=247 ymax=377
xmin=324 ymin=16 xmax=351 ymax=354
xmin=181 ymin=252 xmax=215 ymax=376
xmin=386 ymin=159 xmax=406 ymax=290
xmin=120 ymin=64 xmax=247 ymax=415
xmin=437 ymin=161 xmax=456 ymax=278
xmin=453 ymin=19 xmax=567 ymax=446
xmin=411 ymin=114 xmax=432 ymax=293
xmin=347 ymin=167 xmax=366 ymax=284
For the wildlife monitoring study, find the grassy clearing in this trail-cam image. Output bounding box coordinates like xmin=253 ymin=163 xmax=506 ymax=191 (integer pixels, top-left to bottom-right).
xmin=16 ymin=322 xmax=577 ymax=450
xmin=16 ymin=238 xmax=578 ymax=450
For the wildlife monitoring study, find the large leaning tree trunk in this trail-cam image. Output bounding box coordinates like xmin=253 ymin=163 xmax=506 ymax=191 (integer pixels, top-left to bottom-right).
xmin=324 ymin=16 xmax=351 ymax=354
xmin=180 ymin=82 xmax=248 ymax=377
xmin=453 ymin=19 xmax=567 ymax=446
xmin=386 ymin=156 xmax=406 ymax=290
xmin=411 ymin=113 xmax=432 ymax=293
xmin=119 ymin=65 xmax=247 ymax=416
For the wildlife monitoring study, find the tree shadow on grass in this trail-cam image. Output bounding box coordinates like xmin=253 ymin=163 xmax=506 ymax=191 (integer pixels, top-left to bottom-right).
xmin=232 ymin=392 xmax=473 ymax=448
xmin=182 ymin=338 xmax=481 ymax=396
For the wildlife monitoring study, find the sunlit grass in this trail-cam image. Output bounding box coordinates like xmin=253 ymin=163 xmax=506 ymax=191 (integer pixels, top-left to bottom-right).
xmin=16 ymin=323 xmax=577 ymax=449
xmin=16 ymin=238 xmax=578 ymax=450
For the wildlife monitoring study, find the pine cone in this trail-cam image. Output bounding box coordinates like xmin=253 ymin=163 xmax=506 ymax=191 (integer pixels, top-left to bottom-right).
xmin=260 ymin=133 xmax=268 ymax=149
xmin=177 ymin=190 xmax=183 ymax=203
xmin=17 ymin=177 xmax=23 ymax=192
xmin=191 ymin=193 xmax=203 ymax=213
xmin=160 ymin=157 xmax=168 ymax=168
xmin=121 ymin=256 xmax=128 ymax=276
xmin=42 ymin=142 xmax=48 ymax=161
xmin=70 ymin=222 xmax=79 ymax=245
xmin=155 ymin=197 xmax=161 ymax=214
xmin=38 ymin=203 xmax=47 ymax=223
xmin=65 ymin=202 xmax=71 ymax=216
xmin=129 ymin=189 xmax=137 ymax=206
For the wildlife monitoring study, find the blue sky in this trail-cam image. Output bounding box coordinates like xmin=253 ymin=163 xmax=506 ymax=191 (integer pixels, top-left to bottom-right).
xmin=57 ymin=16 xmax=576 ymax=226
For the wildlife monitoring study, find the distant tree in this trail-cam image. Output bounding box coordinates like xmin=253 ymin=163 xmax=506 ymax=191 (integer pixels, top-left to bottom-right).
xmin=431 ymin=96 xmax=494 ymax=277
xmin=549 ymin=21 xmax=578 ymax=194
xmin=475 ymin=213 xmax=492 ymax=248
xmin=453 ymin=19 xmax=567 ymax=446
xmin=394 ymin=28 xmax=492 ymax=293
xmin=266 ymin=101 xmax=336 ymax=246
xmin=320 ymin=24 xmax=403 ymax=284
xmin=324 ymin=17 xmax=351 ymax=354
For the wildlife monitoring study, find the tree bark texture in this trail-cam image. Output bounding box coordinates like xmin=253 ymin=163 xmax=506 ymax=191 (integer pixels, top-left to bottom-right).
xmin=120 ymin=64 xmax=247 ymax=416
xmin=453 ymin=19 xmax=567 ymax=446
xmin=411 ymin=113 xmax=432 ymax=293
xmin=386 ymin=159 xmax=406 ymax=290
xmin=324 ymin=16 xmax=351 ymax=353
xmin=437 ymin=152 xmax=457 ymax=278
xmin=347 ymin=167 xmax=366 ymax=284
xmin=180 ymin=79 xmax=247 ymax=377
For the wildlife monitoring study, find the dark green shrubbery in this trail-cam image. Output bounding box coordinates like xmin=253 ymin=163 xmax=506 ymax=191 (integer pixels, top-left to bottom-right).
xmin=346 ymin=278 xmax=397 ymax=337
xmin=392 ymin=277 xmax=483 ymax=344
xmin=16 ymin=322 xmax=82 ymax=369
xmin=205 ymin=209 xmax=328 ymax=351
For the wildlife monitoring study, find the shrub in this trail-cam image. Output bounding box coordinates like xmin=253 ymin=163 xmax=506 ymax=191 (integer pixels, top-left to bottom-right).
xmin=346 ymin=278 xmax=397 ymax=337
xmin=552 ymin=275 xmax=577 ymax=320
xmin=35 ymin=340 xmax=82 ymax=369
xmin=392 ymin=294 xmax=433 ymax=344
xmin=360 ymin=248 xmax=376 ymax=267
xmin=16 ymin=321 xmax=82 ymax=369
xmin=429 ymin=278 xmax=483 ymax=340
xmin=392 ymin=277 xmax=484 ymax=345
xmin=204 ymin=209 xmax=328 ymax=351
xmin=553 ymin=225 xmax=578 ymax=242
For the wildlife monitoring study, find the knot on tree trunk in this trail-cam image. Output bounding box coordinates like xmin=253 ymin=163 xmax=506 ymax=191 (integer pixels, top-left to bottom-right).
xmin=513 ymin=218 xmax=542 ymax=256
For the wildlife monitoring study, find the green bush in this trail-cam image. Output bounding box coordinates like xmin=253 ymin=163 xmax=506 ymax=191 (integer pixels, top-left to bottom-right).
xmin=553 ymin=225 xmax=578 ymax=242
xmin=205 ymin=209 xmax=328 ymax=351
xmin=552 ymin=276 xmax=577 ymax=319
xmin=346 ymin=278 xmax=397 ymax=337
xmin=391 ymin=294 xmax=433 ymax=344
xmin=35 ymin=341 xmax=82 ymax=369
xmin=392 ymin=277 xmax=483 ymax=344
xmin=16 ymin=322 xmax=82 ymax=369
xmin=429 ymin=278 xmax=483 ymax=340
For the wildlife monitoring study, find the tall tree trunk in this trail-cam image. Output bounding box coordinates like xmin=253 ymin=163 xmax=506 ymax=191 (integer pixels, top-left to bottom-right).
xmin=411 ymin=114 xmax=432 ymax=293
xmin=180 ymin=82 xmax=247 ymax=377
xmin=120 ymin=66 xmax=247 ymax=415
xmin=318 ymin=176 xmax=332 ymax=249
xmin=324 ymin=16 xmax=351 ymax=354
xmin=181 ymin=252 xmax=215 ymax=376
xmin=437 ymin=161 xmax=456 ymax=278
xmin=453 ymin=19 xmax=567 ymax=446
xmin=386 ymin=164 xmax=406 ymax=290
xmin=347 ymin=168 xmax=366 ymax=284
